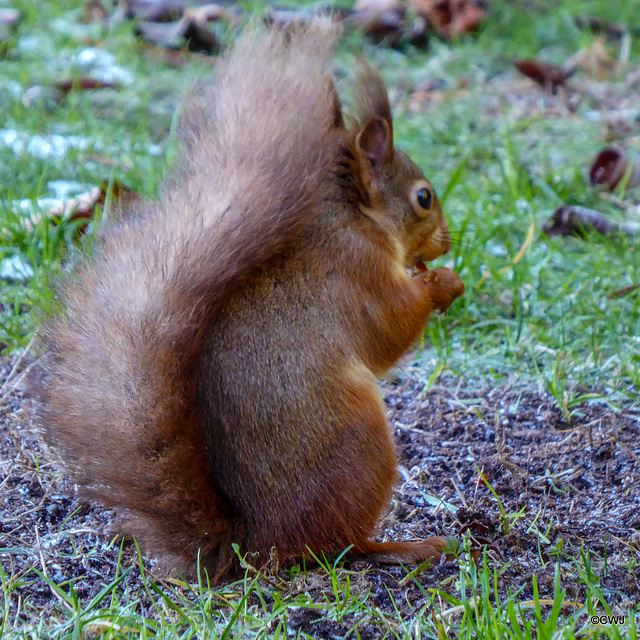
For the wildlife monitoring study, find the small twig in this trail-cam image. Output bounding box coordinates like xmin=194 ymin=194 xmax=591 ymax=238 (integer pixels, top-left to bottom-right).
xmin=2 ymin=566 xmax=31 ymax=592
xmin=450 ymin=478 xmax=468 ymax=509
xmin=542 ymin=205 xmax=640 ymax=238
xmin=0 ymin=336 xmax=36 ymax=399
xmin=1 ymin=358 xmax=41 ymax=402
xmin=612 ymin=439 xmax=640 ymax=470
xmin=4 ymin=504 xmax=44 ymax=523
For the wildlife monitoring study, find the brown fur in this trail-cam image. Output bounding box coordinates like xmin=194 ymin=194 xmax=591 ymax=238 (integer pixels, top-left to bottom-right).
xmin=30 ymin=22 xmax=464 ymax=579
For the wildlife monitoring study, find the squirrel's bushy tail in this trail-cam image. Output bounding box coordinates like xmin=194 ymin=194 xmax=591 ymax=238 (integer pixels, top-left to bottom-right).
xmin=32 ymin=22 xmax=341 ymax=576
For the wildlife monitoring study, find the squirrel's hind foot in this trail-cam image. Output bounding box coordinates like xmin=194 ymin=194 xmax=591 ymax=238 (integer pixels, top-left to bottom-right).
xmin=352 ymin=537 xmax=448 ymax=565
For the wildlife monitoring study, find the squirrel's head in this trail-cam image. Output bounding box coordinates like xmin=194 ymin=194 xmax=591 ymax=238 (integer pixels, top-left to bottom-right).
xmin=344 ymin=66 xmax=452 ymax=271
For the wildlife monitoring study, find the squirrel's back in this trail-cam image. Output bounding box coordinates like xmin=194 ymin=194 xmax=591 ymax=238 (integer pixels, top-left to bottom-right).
xmin=32 ymin=23 xmax=344 ymax=577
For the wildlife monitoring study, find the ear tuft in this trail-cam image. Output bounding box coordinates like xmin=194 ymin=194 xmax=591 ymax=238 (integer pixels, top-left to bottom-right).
xmin=326 ymin=75 xmax=345 ymax=130
xmin=352 ymin=64 xmax=393 ymax=136
xmin=356 ymin=116 xmax=392 ymax=168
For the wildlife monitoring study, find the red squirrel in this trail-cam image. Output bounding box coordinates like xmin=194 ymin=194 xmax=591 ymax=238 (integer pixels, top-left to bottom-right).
xmin=32 ymin=22 xmax=465 ymax=579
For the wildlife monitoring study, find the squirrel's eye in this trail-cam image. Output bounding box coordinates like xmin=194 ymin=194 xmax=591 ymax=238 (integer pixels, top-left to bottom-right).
xmin=416 ymin=187 xmax=432 ymax=211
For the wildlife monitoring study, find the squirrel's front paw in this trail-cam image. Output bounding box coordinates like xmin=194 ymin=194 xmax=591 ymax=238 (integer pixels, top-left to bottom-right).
xmin=421 ymin=267 xmax=465 ymax=313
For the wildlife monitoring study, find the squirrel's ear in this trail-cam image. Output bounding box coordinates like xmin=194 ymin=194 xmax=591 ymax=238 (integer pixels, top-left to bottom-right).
xmin=355 ymin=116 xmax=393 ymax=170
xmin=352 ymin=64 xmax=393 ymax=138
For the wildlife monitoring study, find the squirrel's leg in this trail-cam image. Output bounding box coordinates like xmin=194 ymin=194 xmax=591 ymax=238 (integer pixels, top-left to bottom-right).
xmin=350 ymin=265 xmax=464 ymax=373
xmin=320 ymin=370 xmax=447 ymax=567
xmin=339 ymin=270 xmax=462 ymax=564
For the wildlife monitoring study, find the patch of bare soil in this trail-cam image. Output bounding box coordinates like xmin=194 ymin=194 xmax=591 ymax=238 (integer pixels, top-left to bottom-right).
xmin=378 ymin=373 xmax=640 ymax=604
xmin=1 ymin=356 xmax=639 ymax=633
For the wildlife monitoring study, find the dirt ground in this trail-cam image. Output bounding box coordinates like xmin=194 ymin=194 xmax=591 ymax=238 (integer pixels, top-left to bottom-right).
xmin=1 ymin=353 xmax=638 ymax=633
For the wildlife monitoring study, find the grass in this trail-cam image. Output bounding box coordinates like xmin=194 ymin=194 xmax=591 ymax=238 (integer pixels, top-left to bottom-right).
xmin=2 ymin=541 xmax=638 ymax=638
xmin=1 ymin=0 xmax=639 ymax=637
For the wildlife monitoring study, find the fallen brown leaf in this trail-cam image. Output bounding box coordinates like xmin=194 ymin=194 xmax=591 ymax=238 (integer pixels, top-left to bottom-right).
xmin=351 ymin=0 xmax=432 ymax=47
xmin=469 ymin=548 xmax=484 ymax=562
xmin=49 ymin=186 xmax=103 ymax=223
xmin=568 ymin=38 xmax=618 ymax=80
xmin=589 ymin=146 xmax=640 ymax=191
xmin=514 ymin=59 xmax=574 ymax=93
xmin=607 ymin=283 xmax=640 ymax=300
xmin=56 ymin=77 xmax=121 ymax=94
xmin=29 ymin=181 xmax=140 ymax=233
xmin=459 ymin=520 xmax=489 ymax=535
xmin=136 ymin=17 xmax=219 ymax=54
xmin=351 ymin=0 xmax=406 ymax=45
xmin=409 ymin=0 xmax=484 ymax=39
xmin=135 ymin=3 xmax=234 ymax=54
